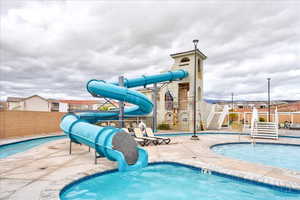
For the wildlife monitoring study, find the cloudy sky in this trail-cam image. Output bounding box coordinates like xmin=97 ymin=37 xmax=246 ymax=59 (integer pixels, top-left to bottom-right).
xmin=0 ymin=0 xmax=299 ymax=101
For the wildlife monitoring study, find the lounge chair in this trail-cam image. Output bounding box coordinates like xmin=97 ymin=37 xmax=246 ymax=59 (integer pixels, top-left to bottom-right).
xmin=122 ymin=128 xmax=130 ymax=134
xmin=122 ymin=128 xmax=146 ymax=146
xmin=145 ymin=128 xmax=171 ymax=144
xmin=133 ymin=128 xmax=158 ymax=145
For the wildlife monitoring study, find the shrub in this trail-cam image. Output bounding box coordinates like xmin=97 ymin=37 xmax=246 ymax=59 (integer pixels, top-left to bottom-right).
xmin=158 ymin=123 xmax=170 ymax=130
xmin=229 ymin=113 xmax=238 ymax=121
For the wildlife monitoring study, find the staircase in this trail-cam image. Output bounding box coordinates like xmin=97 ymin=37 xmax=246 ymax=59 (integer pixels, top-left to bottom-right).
xmin=207 ymin=105 xmax=228 ymax=130
xmin=252 ymin=122 xmax=278 ymax=139
xmin=250 ymin=108 xmax=279 ymax=140
xmin=208 ymin=113 xmax=221 ymax=129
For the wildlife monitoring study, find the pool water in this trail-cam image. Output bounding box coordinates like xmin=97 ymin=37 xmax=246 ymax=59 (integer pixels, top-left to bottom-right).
xmin=0 ymin=135 xmax=66 ymax=159
xmin=60 ymin=163 xmax=300 ymax=200
xmin=212 ymin=143 xmax=300 ymax=171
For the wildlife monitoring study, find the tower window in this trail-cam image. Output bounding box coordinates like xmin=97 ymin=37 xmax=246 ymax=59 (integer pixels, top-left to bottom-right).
xmin=197 ymin=59 xmax=202 ymax=79
xmin=180 ymin=57 xmax=190 ymax=63
xmin=198 ymin=87 xmax=202 ymax=100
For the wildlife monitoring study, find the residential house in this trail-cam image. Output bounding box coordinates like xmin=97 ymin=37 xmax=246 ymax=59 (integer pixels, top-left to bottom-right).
xmin=7 ymin=95 xmax=51 ymax=112
xmin=6 ymin=95 xmax=102 ymax=112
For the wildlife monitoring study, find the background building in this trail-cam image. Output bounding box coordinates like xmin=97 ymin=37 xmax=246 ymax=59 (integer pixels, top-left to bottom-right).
xmin=5 ymin=95 xmax=102 ymax=112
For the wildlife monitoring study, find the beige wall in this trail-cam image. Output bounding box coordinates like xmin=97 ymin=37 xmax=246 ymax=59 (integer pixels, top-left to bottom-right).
xmin=0 ymin=111 xmax=66 ymax=138
xmin=24 ymin=96 xmax=50 ymax=112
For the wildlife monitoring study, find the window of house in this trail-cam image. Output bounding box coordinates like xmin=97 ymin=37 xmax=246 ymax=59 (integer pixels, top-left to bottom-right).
xmin=165 ymin=90 xmax=174 ymax=110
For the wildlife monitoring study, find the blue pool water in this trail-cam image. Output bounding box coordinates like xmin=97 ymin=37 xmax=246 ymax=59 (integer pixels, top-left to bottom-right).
xmin=212 ymin=143 xmax=300 ymax=171
xmin=60 ymin=163 xmax=300 ymax=200
xmin=0 ymin=135 xmax=66 ymax=159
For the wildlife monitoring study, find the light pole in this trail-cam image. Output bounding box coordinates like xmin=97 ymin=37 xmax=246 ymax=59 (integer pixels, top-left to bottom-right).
xmin=191 ymin=39 xmax=199 ymax=140
xmin=231 ymin=92 xmax=234 ymax=124
xmin=267 ymin=78 xmax=271 ymax=122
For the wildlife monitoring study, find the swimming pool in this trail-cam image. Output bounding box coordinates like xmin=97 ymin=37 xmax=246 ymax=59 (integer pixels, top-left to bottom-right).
xmin=212 ymin=143 xmax=300 ymax=171
xmin=0 ymin=135 xmax=66 ymax=159
xmin=60 ymin=162 xmax=300 ymax=200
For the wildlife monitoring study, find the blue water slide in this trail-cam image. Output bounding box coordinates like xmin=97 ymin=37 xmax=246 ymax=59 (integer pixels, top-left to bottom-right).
xmin=60 ymin=69 xmax=188 ymax=171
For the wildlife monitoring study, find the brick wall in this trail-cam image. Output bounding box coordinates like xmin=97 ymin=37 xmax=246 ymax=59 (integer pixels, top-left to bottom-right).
xmin=0 ymin=111 xmax=66 ymax=138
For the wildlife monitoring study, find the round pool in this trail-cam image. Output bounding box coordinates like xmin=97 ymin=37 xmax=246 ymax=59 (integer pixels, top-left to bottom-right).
xmin=212 ymin=143 xmax=300 ymax=171
xmin=60 ymin=163 xmax=299 ymax=200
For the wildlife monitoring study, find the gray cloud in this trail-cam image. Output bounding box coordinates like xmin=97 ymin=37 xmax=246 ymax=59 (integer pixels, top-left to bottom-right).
xmin=0 ymin=0 xmax=299 ymax=101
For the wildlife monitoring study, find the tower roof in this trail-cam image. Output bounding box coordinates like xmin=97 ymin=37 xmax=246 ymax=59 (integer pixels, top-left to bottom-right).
xmin=170 ymin=49 xmax=207 ymax=60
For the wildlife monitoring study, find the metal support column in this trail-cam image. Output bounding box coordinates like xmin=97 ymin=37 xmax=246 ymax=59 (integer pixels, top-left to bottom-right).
xmin=69 ymin=140 xmax=72 ymax=155
xmin=119 ymin=76 xmax=125 ymax=128
xmin=152 ymin=83 xmax=158 ymax=132
xmin=191 ymin=39 xmax=199 ymax=140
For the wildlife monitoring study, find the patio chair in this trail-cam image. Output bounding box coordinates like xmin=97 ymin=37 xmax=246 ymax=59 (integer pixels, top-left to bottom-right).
xmin=122 ymin=128 xmax=146 ymax=146
xmin=145 ymin=128 xmax=171 ymax=144
xmin=133 ymin=128 xmax=158 ymax=145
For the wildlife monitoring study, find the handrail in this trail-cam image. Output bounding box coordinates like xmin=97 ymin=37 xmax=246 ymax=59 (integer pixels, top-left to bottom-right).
xmin=206 ymin=104 xmax=216 ymax=129
xmin=217 ymin=105 xmax=228 ymax=129
xmin=274 ymin=107 xmax=279 ymax=138
xmin=250 ymin=107 xmax=258 ymax=137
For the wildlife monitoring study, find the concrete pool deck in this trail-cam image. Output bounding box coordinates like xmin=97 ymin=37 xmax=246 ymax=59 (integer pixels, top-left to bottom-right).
xmin=1 ymin=131 xmax=300 ymax=200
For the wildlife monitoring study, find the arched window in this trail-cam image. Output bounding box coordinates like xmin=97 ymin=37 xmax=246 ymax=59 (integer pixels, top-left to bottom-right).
xmin=180 ymin=57 xmax=190 ymax=63
xmin=198 ymin=87 xmax=202 ymax=100
xmin=197 ymin=59 xmax=202 ymax=79
xmin=165 ymin=90 xmax=174 ymax=110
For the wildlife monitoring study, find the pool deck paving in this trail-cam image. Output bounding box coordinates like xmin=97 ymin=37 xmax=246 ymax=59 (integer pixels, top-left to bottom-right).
xmin=0 ymin=131 xmax=300 ymax=200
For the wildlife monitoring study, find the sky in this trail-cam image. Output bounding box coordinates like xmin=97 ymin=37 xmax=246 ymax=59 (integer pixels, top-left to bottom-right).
xmin=0 ymin=0 xmax=299 ymax=101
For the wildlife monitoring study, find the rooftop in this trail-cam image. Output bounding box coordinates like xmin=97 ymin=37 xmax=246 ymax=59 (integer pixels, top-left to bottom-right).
xmin=170 ymin=49 xmax=207 ymax=60
xmin=6 ymin=97 xmax=23 ymax=102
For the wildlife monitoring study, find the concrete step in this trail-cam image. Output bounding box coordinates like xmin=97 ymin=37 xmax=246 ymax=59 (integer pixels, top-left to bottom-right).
xmin=256 ymin=128 xmax=277 ymax=131
xmin=257 ymin=122 xmax=276 ymax=124
xmin=257 ymin=125 xmax=277 ymax=127
xmin=252 ymin=135 xmax=278 ymax=139
xmin=255 ymin=131 xmax=277 ymax=135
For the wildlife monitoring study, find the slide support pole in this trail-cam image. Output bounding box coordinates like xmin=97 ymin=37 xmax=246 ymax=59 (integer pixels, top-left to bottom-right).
xmin=119 ymin=76 xmax=125 ymax=128
xmin=69 ymin=140 xmax=72 ymax=155
xmin=152 ymin=83 xmax=158 ymax=132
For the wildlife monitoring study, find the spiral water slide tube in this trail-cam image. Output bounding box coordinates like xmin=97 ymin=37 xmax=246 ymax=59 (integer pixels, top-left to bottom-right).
xmin=60 ymin=69 xmax=188 ymax=171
